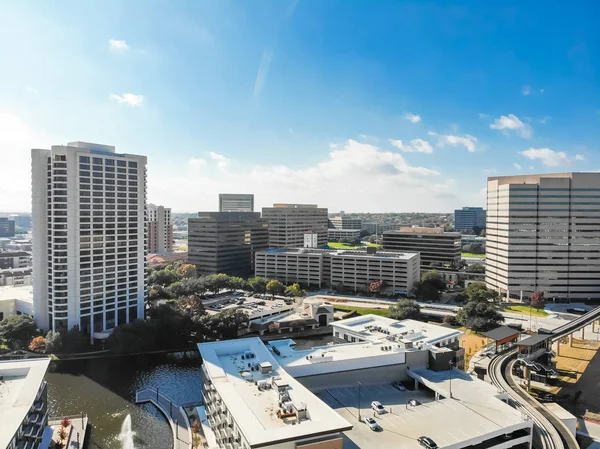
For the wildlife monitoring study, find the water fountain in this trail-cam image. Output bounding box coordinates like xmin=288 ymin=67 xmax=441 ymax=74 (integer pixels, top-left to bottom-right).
xmin=118 ymin=414 xmax=135 ymax=449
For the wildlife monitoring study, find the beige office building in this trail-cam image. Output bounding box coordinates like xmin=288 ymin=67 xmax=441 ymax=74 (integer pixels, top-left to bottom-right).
xmin=383 ymin=227 xmax=461 ymax=268
xmin=328 ymin=216 xmax=362 ymax=230
xmin=327 ymin=228 xmax=361 ymax=241
xmin=486 ymin=172 xmax=600 ymax=301
xmin=255 ymin=248 xmax=419 ymax=294
xmin=147 ymin=204 xmax=173 ymax=253
xmin=261 ymin=204 xmax=328 ymax=248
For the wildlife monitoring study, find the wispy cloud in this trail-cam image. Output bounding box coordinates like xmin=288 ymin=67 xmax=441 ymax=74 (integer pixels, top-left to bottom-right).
xmin=359 ymin=134 xmax=378 ymax=142
xmin=522 ymin=85 xmax=531 ymax=96
xmin=389 ymin=138 xmax=433 ymax=154
xmin=207 ymin=151 xmax=230 ymax=170
xmin=513 ymin=163 xmax=522 ymax=170
xmin=429 ymin=132 xmax=478 ymax=152
xmin=404 ymin=113 xmax=421 ymax=123
xmin=539 ymin=116 xmax=551 ymax=124
xmin=478 ymin=113 xmax=489 ymax=119
xmin=490 ymin=114 xmax=532 ymax=138
xmin=24 ymin=85 xmax=38 ymax=94
xmin=109 ymin=39 xmax=129 ymax=51
xmin=109 ymin=93 xmax=145 ymax=107
xmin=254 ymin=48 xmax=274 ymax=99
xmin=520 ymin=148 xmax=585 ymax=167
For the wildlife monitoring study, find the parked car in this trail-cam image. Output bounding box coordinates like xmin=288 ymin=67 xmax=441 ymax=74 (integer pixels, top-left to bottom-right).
xmin=392 ymin=381 xmax=406 ymax=391
xmin=364 ymin=417 xmax=382 ymax=431
xmin=371 ymin=401 xmax=385 ymax=414
xmin=408 ymin=399 xmax=421 ymax=407
xmin=418 ymin=436 xmax=438 ymax=449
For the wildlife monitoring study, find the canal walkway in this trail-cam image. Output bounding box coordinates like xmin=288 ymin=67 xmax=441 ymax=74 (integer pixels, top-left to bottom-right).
xmin=135 ymin=387 xmax=192 ymax=449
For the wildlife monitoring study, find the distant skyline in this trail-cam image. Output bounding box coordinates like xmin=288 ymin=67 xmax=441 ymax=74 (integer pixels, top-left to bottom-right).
xmin=1 ymin=1 xmax=599 ymax=212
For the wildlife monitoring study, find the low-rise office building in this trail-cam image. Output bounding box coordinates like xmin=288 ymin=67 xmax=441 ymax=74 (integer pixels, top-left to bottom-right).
xmin=361 ymin=222 xmax=399 ymax=235
xmin=0 ymin=268 xmax=33 ymax=286
xmin=1 ymin=358 xmax=52 ymax=449
xmin=327 ymin=228 xmax=361 ymax=242
xmin=255 ymin=248 xmax=420 ymax=294
xmin=0 ymin=252 xmax=32 ymax=270
xmin=383 ymin=227 xmax=461 ymax=268
xmin=454 ymin=207 xmax=486 ymax=233
xmin=328 ymin=216 xmax=362 ymax=230
xmin=262 ymin=204 xmax=328 ymax=248
xmin=198 ymin=338 xmax=352 ymax=449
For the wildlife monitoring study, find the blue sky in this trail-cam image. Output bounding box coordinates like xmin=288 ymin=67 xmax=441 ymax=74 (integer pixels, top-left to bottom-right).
xmin=1 ymin=0 xmax=598 ymax=212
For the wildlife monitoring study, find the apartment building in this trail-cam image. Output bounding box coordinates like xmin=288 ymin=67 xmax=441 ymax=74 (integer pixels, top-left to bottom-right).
xmin=198 ymin=338 xmax=351 ymax=449
xmin=328 ymin=216 xmax=362 ymax=230
xmin=32 ymin=142 xmax=147 ymax=335
xmin=0 ymin=268 xmax=33 ymax=286
xmin=0 ymin=218 xmax=16 ymax=237
xmin=255 ymin=248 xmax=420 ymax=294
xmin=454 ymin=207 xmax=486 ymax=233
xmin=188 ymin=212 xmax=268 ymax=276
xmin=383 ymin=227 xmax=461 ymax=268
xmin=147 ymin=204 xmax=173 ymax=253
xmin=327 ymin=228 xmax=361 ymax=242
xmin=1 ymin=359 xmax=52 ymax=449
xmin=0 ymin=252 xmax=32 ymax=270
xmin=487 ymin=172 xmax=600 ymax=300
xmin=262 ymin=204 xmax=328 ymax=248
xmin=219 ymin=193 xmax=254 ymax=212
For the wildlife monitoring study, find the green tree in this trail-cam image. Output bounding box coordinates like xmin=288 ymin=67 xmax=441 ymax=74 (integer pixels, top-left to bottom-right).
xmin=285 ymin=283 xmax=306 ymax=297
xmin=410 ymin=270 xmax=445 ymax=302
xmin=229 ymin=276 xmax=250 ymax=291
xmin=248 ymin=277 xmax=268 ymax=294
xmin=266 ymin=279 xmax=285 ymax=297
xmin=210 ymin=309 xmax=249 ymax=339
xmin=465 ymin=282 xmax=500 ymax=303
xmin=388 ymin=299 xmax=422 ymax=321
xmin=177 ymin=296 xmax=207 ymax=321
xmin=148 ymin=269 xmax=181 ymax=287
xmin=107 ymin=320 xmax=159 ymax=354
xmin=466 ymin=263 xmax=485 ymax=274
xmin=456 ymin=301 xmax=504 ymax=332
xmin=0 ymin=315 xmax=39 ymax=349
xmin=61 ymin=326 xmax=89 ymax=353
xmin=45 ymin=330 xmax=63 ymax=353
xmin=204 ymin=274 xmax=231 ymax=294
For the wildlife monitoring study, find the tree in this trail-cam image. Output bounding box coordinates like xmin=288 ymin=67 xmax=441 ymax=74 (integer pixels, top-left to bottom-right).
xmin=285 ymin=283 xmax=306 ymax=297
xmin=177 ymin=264 xmax=197 ymax=278
xmin=0 ymin=315 xmax=39 ymax=350
xmin=531 ymin=291 xmax=545 ymax=309
xmin=466 ymin=263 xmax=485 ymax=274
xmin=45 ymin=330 xmax=63 ymax=353
xmin=177 ymin=296 xmax=206 ymax=321
xmin=443 ymin=315 xmax=459 ymax=326
xmin=422 ymin=271 xmax=446 ymax=290
xmin=148 ymin=269 xmax=180 ymax=287
xmin=248 ymin=277 xmax=268 ymax=294
xmin=29 ymin=336 xmax=46 ymax=353
xmin=107 ymin=320 xmax=159 ymax=354
xmin=369 ymin=280 xmax=385 ymax=294
xmin=456 ymin=301 xmax=504 ymax=332
xmin=465 ymin=282 xmax=500 ymax=304
xmin=229 ymin=276 xmax=250 ymax=291
xmin=266 ymin=280 xmax=285 ymax=297
xmin=388 ymin=300 xmax=422 ymax=321
xmin=203 ymin=274 xmax=231 ymax=294
xmin=410 ymin=270 xmax=445 ymax=302
xmin=210 ymin=309 xmax=249 ymax=339
xmin=61 ymin=326 xmax=89 ymax=353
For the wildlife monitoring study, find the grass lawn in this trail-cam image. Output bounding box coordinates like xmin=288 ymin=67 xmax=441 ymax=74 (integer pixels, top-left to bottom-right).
xmin=461 ymin=253 xmax=485 ymax=258
xmin=333 ymin=305 xmax=389 ymax=317
xmin=505 ymin=305 xmax=548 ymax=317
xmin=365 ymin=243 xmax=382 ymax=248
xmin=327 ymin=242 xmax=361 ymax=249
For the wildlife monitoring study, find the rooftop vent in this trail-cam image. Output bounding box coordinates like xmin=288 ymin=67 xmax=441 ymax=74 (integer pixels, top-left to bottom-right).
xmin=259 ymin=361 xmax=273 ymax=374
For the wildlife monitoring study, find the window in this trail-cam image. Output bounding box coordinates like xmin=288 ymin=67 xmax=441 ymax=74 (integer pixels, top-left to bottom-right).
xmin=80 ymin=156 xmax=90 ymax=163
xmin=93 ymin=157 xmax=102 ymax=165
xmin=128 ymin=161 xmax=137 ymax=168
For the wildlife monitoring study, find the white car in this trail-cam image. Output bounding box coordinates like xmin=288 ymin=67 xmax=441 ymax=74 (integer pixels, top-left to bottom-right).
xmin=371 ymin=401 xmax=385 ymax=414
xmin=392 ymin=381 xmax=406 ymax=391
xmin=364 ymin=417 xmax=382 ymax=431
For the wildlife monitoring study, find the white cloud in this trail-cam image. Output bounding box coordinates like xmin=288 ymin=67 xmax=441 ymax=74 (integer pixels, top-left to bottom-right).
xmin=254 ymin=48 xmax=274 ymax=99
xmin=389 ymin=138 xmax=433 ymax=154
xmin=24 ymin=85 xmax=38 ymax=94
xmin=513 ymin=163 xmax=522 ymax=170
xmin=430 ymin=132 xmax=478 ymax=152
xmin=109 ymin=93 xmax=145 ymax=107
xmin=490 ymin=114 xmax=532 ymax=138
xmin=520 ymin=148 xmax=581 ymax=167
xmin=522 ymin=85 xmax=531 ymax=96
xmin=478 ymin=113 xmax=489 ymax=119
xmin=359 ymin=134 xmax=378 ymax=142
xmin=207 ymin=151 xmax=230 ymax=170
xmin=539 ymin=89 xmax=545 ymax=93
xmin=109 ymin=39 xmax=129 ymax=51
xmin=404 ymin=113 xmax=421 ymax=123
xmin=539 ymin=116 xmax=551 ymax=124
xmin=189 ymin=157 xmax=205 ymax=170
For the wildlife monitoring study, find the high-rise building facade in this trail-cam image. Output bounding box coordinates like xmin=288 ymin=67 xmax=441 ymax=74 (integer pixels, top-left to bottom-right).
xmin=487 ymin=173 xmax=600 ymax=301
xmin=147 ymin=204 xmax=173 ymax=253
xmin=0 ymin=218 xmax=16 ymax=237
xmin=218 ymin=193 xmax=254 ymax=212
xmin=382 ymin=227 xmax=462 ymax=268
xmin=454 ymin=207 xmax=486 ymax=233
xmin=32 ymin=142 xmax=147 ymax=335
xmin=262 ymin=204 xmax=328 ymax=248
xmin=188 ymin=212 xmax=268 ymax=276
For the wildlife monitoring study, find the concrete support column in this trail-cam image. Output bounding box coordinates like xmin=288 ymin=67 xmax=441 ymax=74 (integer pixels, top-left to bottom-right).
xmin=581 ymin=327 xmax=585 ymax=340
xmin=569 ymin=333 xmax=573 ymax=347
xmin=556 ymin=340 xmax=560 ymax=357
xmin=435 ymin=392 xmax=440 ymax=401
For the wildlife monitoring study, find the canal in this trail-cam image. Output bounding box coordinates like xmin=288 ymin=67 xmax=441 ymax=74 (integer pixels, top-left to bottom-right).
xmin=46 ymin=335 xmax=333 ymax=449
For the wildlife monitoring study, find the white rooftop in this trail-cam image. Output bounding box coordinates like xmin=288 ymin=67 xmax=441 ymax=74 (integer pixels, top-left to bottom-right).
xmin=198 ymin=338 xmax=351 ymax=447
xmin=334 ymin=315 xmax=463 ymax=346
xmin=0 ymin=358 xmax=50 ymax=448
xmin=0 ymin=285 xmax=33 ymax=302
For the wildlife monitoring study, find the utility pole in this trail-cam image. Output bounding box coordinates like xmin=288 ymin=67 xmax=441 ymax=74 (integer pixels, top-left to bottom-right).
xmin=357 ymin=381 xmax=362 ymax=422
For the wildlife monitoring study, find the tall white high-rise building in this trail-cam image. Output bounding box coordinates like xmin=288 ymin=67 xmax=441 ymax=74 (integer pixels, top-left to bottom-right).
xmin=487 ymin=172 xmax=600 ymax=301
xmin=32 ymin=142 xmax=147 ymax=336
xmin=147 ymin=204 xmax=173 ymax=253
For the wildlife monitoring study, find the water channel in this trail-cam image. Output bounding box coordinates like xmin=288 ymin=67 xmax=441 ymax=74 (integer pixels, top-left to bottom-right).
xmin=46 ymin=335 xmax=333 ymax=449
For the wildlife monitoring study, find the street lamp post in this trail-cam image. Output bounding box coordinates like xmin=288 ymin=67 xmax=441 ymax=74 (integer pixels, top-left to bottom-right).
xmin=357 ymin=381 xmax=362 ymax=422
xmin=449 ymin=360 xmax=454 ymax=398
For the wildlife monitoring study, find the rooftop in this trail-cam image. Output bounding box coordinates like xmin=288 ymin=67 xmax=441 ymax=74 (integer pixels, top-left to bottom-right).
xmin=259 ymin=247 xmax=418 ymax=260
xmin=386 ymin=227 xmax=461 ymax=236
xmin=517 ymin=334 xmax=550 ymax=347
xmin=0 ymin=358 xmax=51 ymax=448
xmin=0 ymin=285 xmax=33 ymax=302
xmin=0 ymin=252 xmax=31 ymax=258
xmin=333 ymin=315 xmax=463 ymax=346
xmin=482 ymin=326 xmax=520 ymax=342
xmin=198 ymin=338 xmax=351 ymax=447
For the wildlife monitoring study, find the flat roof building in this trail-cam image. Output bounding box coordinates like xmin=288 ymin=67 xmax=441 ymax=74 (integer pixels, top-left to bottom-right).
xmin=255 ymin=248 xmax=420 ymax=294
xmin=454 ymin=207 xmax=486 ymax=233
xmin=383 ymin=227 xmax=461 ymax=268
xmin=262 ymin=204 xmax=328 ymax=249
xmin=0 ymin=218 xmax=16 ymax=238
xmin=198 ymin=337 xmax=352 ymax=449
xmin=327 ymin=228 xmax=361 ymax=242
xmin=147 ymin=204 xmax=173 ymax=253
xmin=219 ymin=194 xmax=254 ymax=213
xmin=188 ymin=212 xmax=268 ymax=276
xmin=487 ymin=172 xmax=600 ymax=300
xmin=328 ymin=216 xmax=362 ymax=230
